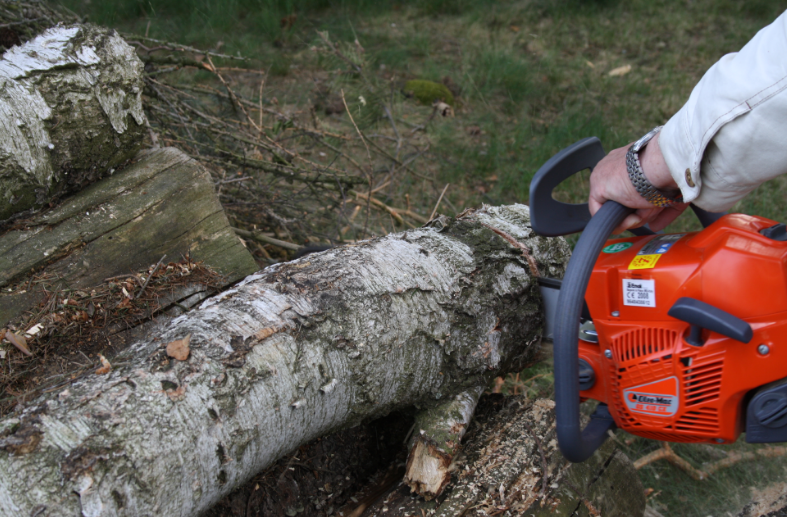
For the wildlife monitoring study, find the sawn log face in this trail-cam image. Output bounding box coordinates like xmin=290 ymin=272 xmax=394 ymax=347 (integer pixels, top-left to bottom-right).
xmin=0 ymin=204 xmax=569 ymax=516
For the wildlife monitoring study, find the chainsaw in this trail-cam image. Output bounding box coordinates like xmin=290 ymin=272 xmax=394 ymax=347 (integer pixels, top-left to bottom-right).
xmin=529 ymin=137 xmax=787 ymax=463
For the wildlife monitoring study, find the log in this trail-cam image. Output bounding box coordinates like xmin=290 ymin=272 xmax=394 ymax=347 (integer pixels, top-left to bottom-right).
xmin=0 ymin=23 xmax=147 ymax=222
xmin=0 ymin=146 xmax=259 ymax=328
xmin=403 ymin=385 xmax=484 ymax=499
xmin=356 ymin=396 xmax=647 ymax=517
xmin=0 ymin=204 xmax=570 ymax=516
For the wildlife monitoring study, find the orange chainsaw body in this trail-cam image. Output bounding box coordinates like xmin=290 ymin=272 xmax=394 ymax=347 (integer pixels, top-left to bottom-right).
xmin=578 ymin=213 xmax=787 ymax=444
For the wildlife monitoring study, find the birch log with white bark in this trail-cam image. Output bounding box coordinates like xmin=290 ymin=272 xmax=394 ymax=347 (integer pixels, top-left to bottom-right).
xmin=0 ymin=23 xmax=146 ymax=221
xmin=0 ymin=204 xmax=570 ymax=517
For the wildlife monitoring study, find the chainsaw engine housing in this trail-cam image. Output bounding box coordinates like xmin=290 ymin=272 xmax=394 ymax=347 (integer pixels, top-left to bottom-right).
xmin=578 ymin=214 xmax=787 ymax=444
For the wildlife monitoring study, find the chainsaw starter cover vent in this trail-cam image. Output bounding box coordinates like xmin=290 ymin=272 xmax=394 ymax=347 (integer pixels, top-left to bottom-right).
xmin=682 ymin=351 xmax=724 ymax=407
xmin=612 ymin=327 xmax=677 ymax=363
xmin=676 ymin=408 xmax=720 ymax=433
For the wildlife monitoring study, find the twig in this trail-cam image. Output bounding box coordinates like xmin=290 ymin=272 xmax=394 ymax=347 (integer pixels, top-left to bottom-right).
xmin=349 ymin=190 xmax=404 ymax=226
xmin=207 ymin=55 xmax=260 ymax=132
xmin=125 ymin=35 xmax=249 ymax=61
xmin=317 ymin=31 xmax=362 ymax=73
xmin=0 ymin=18 xmax=41 ymax=28
xmin=429 ymin=183 xmax=450 ymax=221
xmin=134 ymin=255 xmax=166 ymax=300
xmin=341 ymin=89 xmax=371 ymax=165
xmin=479 ymin=223 xmax=540 ymax=277
xmin=383 ymin=105 xmax=402 ymax=160
xmin=703 ymin=445 xmax=787 ymax=476
xmin=232 ymin=228 xmax=300 ymax=251
xmin=633 ymin=443 xmax=707 ymax=480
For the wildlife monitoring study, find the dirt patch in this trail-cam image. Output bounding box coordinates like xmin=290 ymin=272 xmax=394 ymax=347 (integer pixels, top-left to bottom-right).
xmin=205 ymin=410 xmax=415 ymax=517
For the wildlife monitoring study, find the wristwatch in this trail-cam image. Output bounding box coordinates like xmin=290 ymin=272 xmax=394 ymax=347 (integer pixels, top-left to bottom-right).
xmin=626 ymin=126 xmax=683 ymax=207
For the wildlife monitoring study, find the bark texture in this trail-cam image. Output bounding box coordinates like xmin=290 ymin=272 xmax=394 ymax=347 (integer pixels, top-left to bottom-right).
xmin=360 ymin=397 xmax=647 ymax=517
xmin=0 ymin=204 xmax=569 ymax=516
xmin=0 ymin=23 xmax=146 ymax=221
xmin=0 ymin=147 xmax=259 ymax=328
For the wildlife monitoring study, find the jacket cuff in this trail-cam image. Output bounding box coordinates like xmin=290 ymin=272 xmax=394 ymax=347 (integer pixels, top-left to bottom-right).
xmin=660 ymin=107 xmax=701 ymax=204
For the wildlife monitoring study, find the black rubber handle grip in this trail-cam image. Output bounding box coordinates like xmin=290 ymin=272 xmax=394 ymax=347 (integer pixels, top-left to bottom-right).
xmin=553 ymin=200 xmax=630 ymax=462
xmin=529 ymin=137 xmax=605 ymax=237
xmin=668 ymin=297 xmax=753 ymax=344
xmin=529 ymin=137 xmax=726 ymax=237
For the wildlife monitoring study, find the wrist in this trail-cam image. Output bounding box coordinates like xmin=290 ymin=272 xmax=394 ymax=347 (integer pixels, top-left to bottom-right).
xmin=639 ymin=133 xmax=678 ymax=192
xmin=627 ymin=127 xmax=683 ymax=207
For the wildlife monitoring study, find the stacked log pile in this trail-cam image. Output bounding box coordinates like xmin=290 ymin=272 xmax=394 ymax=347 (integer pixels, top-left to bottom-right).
xmin=0 ymin=20 xmax=650 ymax=517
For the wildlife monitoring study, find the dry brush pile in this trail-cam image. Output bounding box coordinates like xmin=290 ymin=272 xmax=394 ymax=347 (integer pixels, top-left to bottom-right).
xmin=134 ymin=30 xmax=456 ymax=263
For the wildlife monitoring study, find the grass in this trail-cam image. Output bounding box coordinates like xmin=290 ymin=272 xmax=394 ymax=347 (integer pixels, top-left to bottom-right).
xmin=51 ymin=1 xmax=787 ymax=514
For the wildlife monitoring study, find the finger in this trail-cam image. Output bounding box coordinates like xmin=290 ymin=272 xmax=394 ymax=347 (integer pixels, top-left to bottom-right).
xmin=588 ymin=196 xmax=603 ymax=217
xmin=648 ymin=204 xmax=689 ymax=232
xmin=612 ymin=213 xmax=643 ymax=235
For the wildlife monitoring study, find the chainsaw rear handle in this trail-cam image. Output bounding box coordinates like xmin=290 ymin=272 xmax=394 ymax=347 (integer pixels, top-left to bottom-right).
xmin=553 ymin=200 xmax=630 ymax=462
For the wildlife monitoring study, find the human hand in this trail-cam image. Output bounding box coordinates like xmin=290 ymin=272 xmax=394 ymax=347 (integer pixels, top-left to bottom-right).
xmin=588 ymin=133 xmax=687 ymax=234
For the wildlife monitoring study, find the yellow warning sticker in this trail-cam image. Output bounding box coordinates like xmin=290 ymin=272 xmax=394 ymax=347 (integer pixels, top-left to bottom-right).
xmin=628 ymin=254 xmax=661 ymax=270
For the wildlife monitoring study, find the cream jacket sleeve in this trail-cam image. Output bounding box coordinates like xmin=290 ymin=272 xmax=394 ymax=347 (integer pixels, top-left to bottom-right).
xmin=659 ymin=10 xmax=787 ymax=212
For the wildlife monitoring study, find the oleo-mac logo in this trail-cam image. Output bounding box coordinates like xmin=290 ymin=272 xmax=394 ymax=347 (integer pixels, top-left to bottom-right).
xmin=629 ymin=393 xmax=672 ymax=406
xmin=623 ymin=377 xmax=679 ymax=417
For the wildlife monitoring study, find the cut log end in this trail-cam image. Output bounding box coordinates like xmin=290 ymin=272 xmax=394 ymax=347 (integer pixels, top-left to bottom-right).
xmin=403 ymin=440 xmax=453 ymax=500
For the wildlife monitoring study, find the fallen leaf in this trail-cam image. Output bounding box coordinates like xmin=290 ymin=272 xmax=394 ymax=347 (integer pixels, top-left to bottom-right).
xmin=608 ymin=64 xmax=632 ymax=77
xmin=5 ymin=331 xmax=31 ymax=356
xmin=96 ymin=354 xmax=112 ymax=375
xmin=509 ymin=25 xmax=520 ymax=32
xmin=166 ymin=334 xmax=191 ymax=361
xmin=585 ymin=60 xmax=595 ymax=69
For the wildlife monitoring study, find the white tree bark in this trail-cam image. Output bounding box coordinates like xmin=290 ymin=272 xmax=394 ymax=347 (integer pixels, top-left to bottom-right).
xmin=0 ymin=24 xmax=146 ymax=221
xmin=0 ymin=204 xmax=569 ymax=517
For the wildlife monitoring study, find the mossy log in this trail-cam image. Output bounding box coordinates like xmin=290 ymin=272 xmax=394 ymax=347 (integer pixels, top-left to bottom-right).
xmin=0 ymin=146 xmax=259 ymax=328
xmin=358 ymin=397 xmax=647 ymax=517
xmin=0 ymin=23 xmax=147 ymax=221
xmin=0 ymin=204 xmax=571 ymax=516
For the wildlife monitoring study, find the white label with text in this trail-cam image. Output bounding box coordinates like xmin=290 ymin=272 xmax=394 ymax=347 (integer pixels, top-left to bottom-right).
xmin=623 ymin=278 xmax=656 ymax=307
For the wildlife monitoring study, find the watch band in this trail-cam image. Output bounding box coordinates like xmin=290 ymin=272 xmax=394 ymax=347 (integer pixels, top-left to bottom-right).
xmin=626 ymin=126 xmax=683 ymax=207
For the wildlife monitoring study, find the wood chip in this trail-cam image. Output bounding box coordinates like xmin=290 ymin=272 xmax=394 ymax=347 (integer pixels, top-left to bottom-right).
xmin=166 ymin=334 xmax=191 ymax=361
xmin=5 ymin=331 xmax=32 ymax=356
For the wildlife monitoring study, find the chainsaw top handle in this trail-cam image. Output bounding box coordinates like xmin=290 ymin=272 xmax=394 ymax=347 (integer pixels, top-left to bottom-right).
xmin=553 ymin=200 xmax=630 ymax=462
